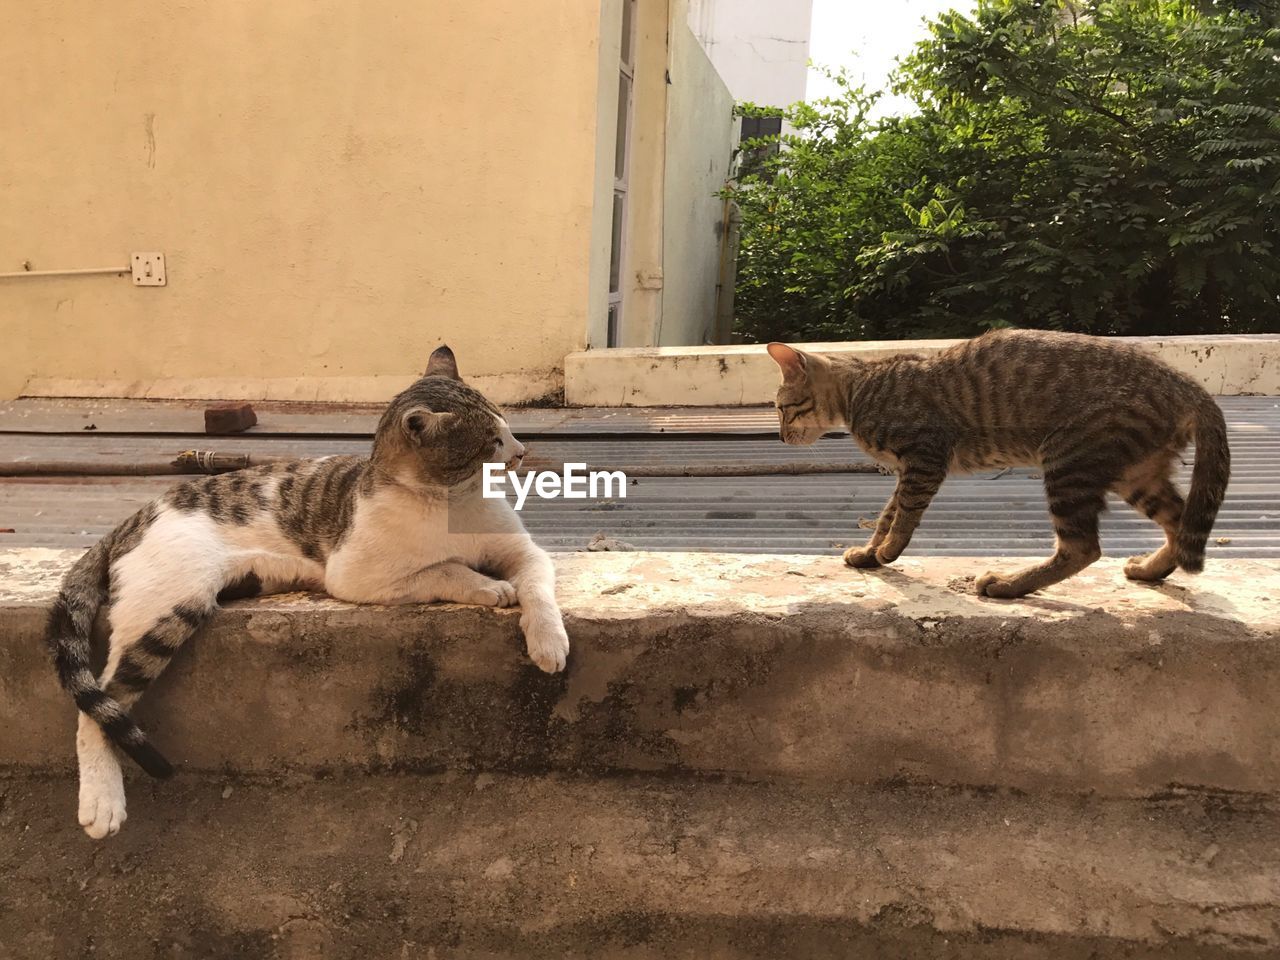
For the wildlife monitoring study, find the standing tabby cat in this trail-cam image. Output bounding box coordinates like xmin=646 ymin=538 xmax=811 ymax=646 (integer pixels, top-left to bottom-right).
xmin=46 ymin=345 xmax=569 ymax=839
xmin=767 ymin=330 xmax=1230 ymax=596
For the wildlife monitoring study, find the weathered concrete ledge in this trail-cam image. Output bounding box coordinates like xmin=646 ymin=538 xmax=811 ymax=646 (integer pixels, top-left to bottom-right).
xmin=564 ymin=334 xmax=1280 ymax=405
xmin=2 ymin=773 xmax=1276 ymax=957
xmin=2 ymin=550 xmax=1278 ymax=795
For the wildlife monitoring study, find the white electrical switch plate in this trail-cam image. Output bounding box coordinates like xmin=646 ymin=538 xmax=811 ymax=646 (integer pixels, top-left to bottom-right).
xmin=131 ymin=252 xmax=166 ymax=286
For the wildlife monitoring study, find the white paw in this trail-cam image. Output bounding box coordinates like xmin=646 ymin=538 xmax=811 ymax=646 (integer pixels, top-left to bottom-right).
xmin=524 ymin=618 xmax=569 ymax=674
xmin=469 ymin=579 xmax=517 ymax=607
xmin=78 ymin=760 xmax=127 ymax=840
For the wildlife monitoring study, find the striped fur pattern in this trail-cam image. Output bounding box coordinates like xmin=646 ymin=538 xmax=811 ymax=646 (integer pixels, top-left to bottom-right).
xmin=44 ymin=345 xmax=569 ymax=840
xmin=767 ymin=330 xmax=1231 ymax=596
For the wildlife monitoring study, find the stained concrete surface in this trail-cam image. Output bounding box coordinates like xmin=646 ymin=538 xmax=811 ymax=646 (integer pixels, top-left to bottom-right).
xmin=2 ymin=551 xmax=1278 ymax=795
xmin=3 ymin=550 xmax=1279 ymax=957
xmin=1 ymin=773 xmax=1277 ymax=958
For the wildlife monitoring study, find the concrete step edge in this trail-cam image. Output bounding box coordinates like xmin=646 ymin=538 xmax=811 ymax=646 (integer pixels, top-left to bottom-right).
xmin=3 ymin=550 xmax=1278 ymax=795
xmin=4 ymin=772 xmax=1278 ymax=957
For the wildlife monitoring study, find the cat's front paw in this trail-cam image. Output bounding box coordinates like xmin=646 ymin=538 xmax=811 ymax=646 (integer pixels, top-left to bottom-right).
xmin=842 ymin=545 xmax=881 ymax=568
xmin=524 ymin=617 xmax=569 ymax=674
xmin=975 ymin=570 xmax=1023 ymax=599
xmin=467 ymin=579 xmax=518 ymax=607
xmin=874 ymin=543 xmax=904 ymax=565
xmin=78 ymin=763 xmax=127 ymax=840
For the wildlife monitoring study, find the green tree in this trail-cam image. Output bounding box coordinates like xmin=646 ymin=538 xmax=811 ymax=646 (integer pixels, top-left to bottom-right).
xmin=729 ymin=0 xmax=1280 ymax=342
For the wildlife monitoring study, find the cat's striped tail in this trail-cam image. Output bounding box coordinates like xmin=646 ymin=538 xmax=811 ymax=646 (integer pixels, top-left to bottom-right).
xmin=1175 ymin=396 xmax=1231 ymax=574
xmin=44 ymin=536 xmax=174 ymax=779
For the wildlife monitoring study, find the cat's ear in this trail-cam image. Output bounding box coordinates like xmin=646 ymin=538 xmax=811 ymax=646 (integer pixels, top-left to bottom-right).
xmin=402 ymin=407 xmax=456 ymax=445
xmin=424 ymin=344 xmax=461 ymax=380
xmin=767 ymin=342 xmax=808 ymax=381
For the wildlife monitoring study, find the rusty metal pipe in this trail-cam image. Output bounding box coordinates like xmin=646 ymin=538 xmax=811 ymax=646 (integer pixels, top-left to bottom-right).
xmin=1 ymin=453 xmax=884 ymax=478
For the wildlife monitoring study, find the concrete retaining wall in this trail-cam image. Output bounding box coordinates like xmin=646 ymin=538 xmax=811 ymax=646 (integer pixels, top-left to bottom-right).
xmin=564 ymin=334 xmax=1280 ymax=406
xmin=3 ymin=549 xmax=1277 ymax=796
xmin=5 ymin=773 xmax=1277 ymax=957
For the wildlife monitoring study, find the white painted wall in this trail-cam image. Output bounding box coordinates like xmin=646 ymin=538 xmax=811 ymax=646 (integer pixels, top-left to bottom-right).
xmin=660 ymin=18 xmax=737 ymax=346
xmin=688 ymin=0 xmax=812 ymax=108
xmin=587 ymin=0 xmax=624 ymax=351
xmin=566 ymin=336 xmax=1280 ymax=406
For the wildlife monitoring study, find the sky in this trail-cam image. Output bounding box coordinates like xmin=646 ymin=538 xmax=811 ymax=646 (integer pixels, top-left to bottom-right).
xmin=806 ymin=0 xmax=977 ymax=117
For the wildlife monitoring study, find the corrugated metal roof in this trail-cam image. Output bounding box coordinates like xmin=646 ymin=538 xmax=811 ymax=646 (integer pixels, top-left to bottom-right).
xmin=3 ymin=397 xmax=1277 ymax=474
xmin=0 ymin=398 xmax=787 ymax=437
xmin=1 ymin=474 xmax=1275 ymax=557
xmin=3 ymin=395 xmax=1277 ymax=437
xmin=1 ymin=395 xmax=1275 ymax=558
xmin=0 ymin=434 xmax=880 ymax=471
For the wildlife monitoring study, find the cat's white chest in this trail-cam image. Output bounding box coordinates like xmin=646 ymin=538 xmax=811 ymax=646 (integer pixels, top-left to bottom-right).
xmin=324 ymin=483 xmax=519 ymax=595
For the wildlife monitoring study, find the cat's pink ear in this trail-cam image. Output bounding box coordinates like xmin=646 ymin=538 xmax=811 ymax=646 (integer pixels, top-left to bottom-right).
xmin=766 ymin=342 xmax=807 ymax=381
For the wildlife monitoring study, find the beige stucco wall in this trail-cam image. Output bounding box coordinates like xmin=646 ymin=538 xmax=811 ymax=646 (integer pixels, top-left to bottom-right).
xmin=1 ymin=2 xmax=604 ymax=404
xmin=659 ymin=18 xmax=736 ymax=346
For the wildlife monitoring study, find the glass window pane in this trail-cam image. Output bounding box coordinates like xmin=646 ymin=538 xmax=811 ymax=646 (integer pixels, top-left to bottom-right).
xmin=620 ymin=0 xmax=634 ymax=67
xmin=607 ymin=302 xmax=620 ymax=348
xmin=614 ymin=72 xmax=631 ymax=182
xmin=609 ymin=193 xmax=624 ymax=293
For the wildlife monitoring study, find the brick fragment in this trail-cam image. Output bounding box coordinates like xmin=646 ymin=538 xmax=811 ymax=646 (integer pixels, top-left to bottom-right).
xmin=204 ymin=402 xmax=257 ymax=435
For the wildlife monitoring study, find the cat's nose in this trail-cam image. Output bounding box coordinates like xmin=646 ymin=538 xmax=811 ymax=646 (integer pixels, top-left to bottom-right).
xmin=513 ymin=441 xmax=526 ymax=460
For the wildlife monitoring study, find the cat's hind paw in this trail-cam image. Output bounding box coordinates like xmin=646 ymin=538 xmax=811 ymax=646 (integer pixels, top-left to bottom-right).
xmin=1123 ymin=553 xmax=1176 ymax=582
xmin=467 ymin=579 xmax=518 ymax=607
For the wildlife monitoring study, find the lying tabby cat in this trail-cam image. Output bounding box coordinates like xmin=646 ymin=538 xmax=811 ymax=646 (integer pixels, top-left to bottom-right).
xmin=46 ymin=345 xmax=569 ymax=839
xmin=767 ymin=329 xmax=1230 ymax=597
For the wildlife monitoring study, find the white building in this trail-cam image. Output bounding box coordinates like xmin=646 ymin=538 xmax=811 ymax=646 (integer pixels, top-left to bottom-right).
xmin=688 ymin=0 xmax=813 ymax=109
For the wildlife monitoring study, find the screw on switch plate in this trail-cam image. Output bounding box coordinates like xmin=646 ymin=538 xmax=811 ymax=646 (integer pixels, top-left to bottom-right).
xmin=131 ymin=252 xmax=166 ymax=286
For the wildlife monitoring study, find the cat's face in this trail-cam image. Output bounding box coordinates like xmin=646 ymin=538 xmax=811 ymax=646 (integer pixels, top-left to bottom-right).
xmin=767 ymin=342 xmax=830 ymax=446
xmin=375 ymin=345 xmax=525 ymax=486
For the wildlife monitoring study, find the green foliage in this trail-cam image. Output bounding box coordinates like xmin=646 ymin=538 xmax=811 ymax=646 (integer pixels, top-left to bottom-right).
xmin=729 ymin=0 xmax=1280 ymax=342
